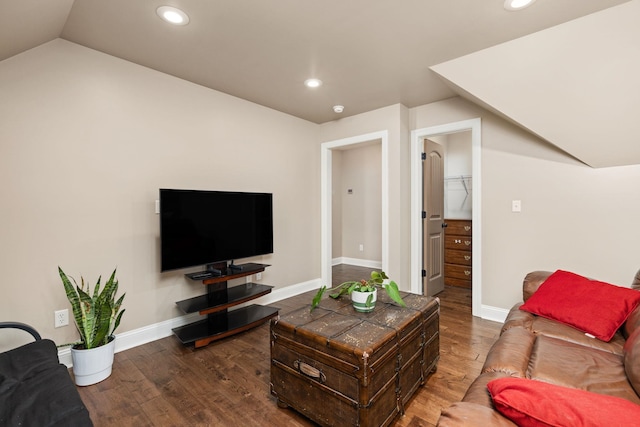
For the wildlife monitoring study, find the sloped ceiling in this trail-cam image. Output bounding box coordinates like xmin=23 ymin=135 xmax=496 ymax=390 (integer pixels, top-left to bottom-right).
xmin=0 ymin=0 xmax=636 ymax=167
xmin=432 ymin=0 xmax=640 ymax=168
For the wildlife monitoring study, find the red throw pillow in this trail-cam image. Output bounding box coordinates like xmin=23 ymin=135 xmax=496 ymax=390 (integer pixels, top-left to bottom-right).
xmin=487 ymin=377 xmax=640 ymax=427
xmin=520 ymin=270 xmax=640 ymax=341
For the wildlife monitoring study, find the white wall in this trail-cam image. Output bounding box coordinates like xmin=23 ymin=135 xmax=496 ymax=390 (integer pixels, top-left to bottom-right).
xmin=338 ymin=143 xmax=382 ymax=263
xmin=0 ymin=39 xmax=321 ymax=349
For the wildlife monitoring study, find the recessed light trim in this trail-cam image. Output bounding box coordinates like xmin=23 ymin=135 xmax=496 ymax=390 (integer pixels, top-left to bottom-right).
xmin=156 ymin=6 xmax=190 ymax=25
xmin=504 ymin=0 xmax=536 ymax=11
xmin=333 ymin=105 xmax=344 ymax=113
xmin=304 ymin=78 xmax=323 ymax=88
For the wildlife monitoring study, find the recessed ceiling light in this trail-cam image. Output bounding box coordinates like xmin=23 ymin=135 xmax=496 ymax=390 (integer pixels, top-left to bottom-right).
xmin=333 ymin=105 xmax=344 ymax=113
xmin=504 ymin=0 xmax=536 ymax=11
xmin=156 ymin=6 xmax=190 ymax=25
xmin=304 ymin=78 xmax=323 ymax=88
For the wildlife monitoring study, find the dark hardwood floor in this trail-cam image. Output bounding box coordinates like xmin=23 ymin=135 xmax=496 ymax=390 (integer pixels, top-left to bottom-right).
xmin=75 ymin=266 xmax=501 ymax=426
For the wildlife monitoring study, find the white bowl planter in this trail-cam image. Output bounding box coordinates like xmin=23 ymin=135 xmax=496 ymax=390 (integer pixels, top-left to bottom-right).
xmin=71 ymin=336 xmax=116 ymax=386
xmin=351 ymin=289 xmax=377 ymax=313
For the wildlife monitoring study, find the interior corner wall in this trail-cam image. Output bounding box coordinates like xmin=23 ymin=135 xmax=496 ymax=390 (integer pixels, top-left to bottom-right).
xmin=0 ymin=39 xmax=321 ymax=350
xmin=410 ymin=97 xmax=640 ymax=310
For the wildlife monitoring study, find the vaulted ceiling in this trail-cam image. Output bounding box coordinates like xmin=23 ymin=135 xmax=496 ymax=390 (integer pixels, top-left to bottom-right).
xmin=1 ymin=0 xmax=637 ymax=167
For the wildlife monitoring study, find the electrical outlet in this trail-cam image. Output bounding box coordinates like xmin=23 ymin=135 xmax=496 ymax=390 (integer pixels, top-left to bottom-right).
xmin=359 ymin=244 xmax=364 ymax=251
xmin=255 ymin=272 xmax=262 ymax=281
xmin=54 ymin=309 xmax=69 ymax=328
xmin=512 ymin=200 xmax=522 ymax=213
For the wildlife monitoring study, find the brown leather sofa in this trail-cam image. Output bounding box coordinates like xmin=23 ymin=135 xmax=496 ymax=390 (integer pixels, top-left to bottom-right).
xmin=437 ymin=269 xmax=640 ymax=426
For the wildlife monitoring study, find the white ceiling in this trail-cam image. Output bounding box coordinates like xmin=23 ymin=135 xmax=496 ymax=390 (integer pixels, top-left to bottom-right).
xmin=1 ymin=0 xmax=636 ymax=166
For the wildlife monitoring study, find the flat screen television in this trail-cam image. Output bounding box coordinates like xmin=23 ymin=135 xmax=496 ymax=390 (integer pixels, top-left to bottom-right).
xmin=160 ymin=189 xmax=273 ymax=272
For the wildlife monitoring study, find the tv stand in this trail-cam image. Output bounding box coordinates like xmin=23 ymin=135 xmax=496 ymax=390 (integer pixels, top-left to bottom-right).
xmin=172 ymin=262 xmax=278 ymax=348
xmin=228 ymin=263 xmax=243 ymax=271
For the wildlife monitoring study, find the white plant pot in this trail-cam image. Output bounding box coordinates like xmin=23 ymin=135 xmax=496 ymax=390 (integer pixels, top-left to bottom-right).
xmin=351 ymin=289 xmax=377 ymax=313
xmin=71 ymin=337 xmax=116 ymax=386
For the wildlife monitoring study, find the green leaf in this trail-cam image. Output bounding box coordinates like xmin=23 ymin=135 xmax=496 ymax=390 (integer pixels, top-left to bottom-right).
xmin=311 ymin=286 xmax=326 ymax=312
xmin=384 ymin=281 xmax=406 ymax=307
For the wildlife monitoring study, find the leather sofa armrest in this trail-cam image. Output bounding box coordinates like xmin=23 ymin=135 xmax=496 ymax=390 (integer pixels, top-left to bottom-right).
xmin=523 ymin=271 xmax=553 ymax=301
xmin=437 ymin=402 xmax=517 ymax=427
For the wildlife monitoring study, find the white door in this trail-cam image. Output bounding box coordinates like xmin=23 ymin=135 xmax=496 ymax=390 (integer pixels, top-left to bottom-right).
xmin=423 ymin=139 xmax=445 ymax=296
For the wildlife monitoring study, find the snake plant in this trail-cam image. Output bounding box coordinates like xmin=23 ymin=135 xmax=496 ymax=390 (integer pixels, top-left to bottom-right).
xmin=311 ymin=270 xmax=406 ymax=312
xmin=58 ymin=267 xmax=125 ymax=349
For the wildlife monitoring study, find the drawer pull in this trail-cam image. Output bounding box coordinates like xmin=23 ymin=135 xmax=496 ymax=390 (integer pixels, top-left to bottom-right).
xmin=464 ymin=241 xmax=471 ymax=246
xmin=464 ymin=226 xmax=471 ymax=231
xmin=455 ymin=239 xmax=461 ymax=244
xmin=293 ymin=360 xmax=326 ymax=383
xmin=464 ymin=270 xmax=471 ymax=276
xmin=464 ymin=255 xmax=471 ymax=261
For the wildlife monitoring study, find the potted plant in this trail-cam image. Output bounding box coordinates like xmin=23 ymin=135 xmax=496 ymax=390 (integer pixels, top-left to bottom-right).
xmin=311 ymin=270 xmax=406 ymax=313
xmin=58 ymin=266 xmax=125 ymax=386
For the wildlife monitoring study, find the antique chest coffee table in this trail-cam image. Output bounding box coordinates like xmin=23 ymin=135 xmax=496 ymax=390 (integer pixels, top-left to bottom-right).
xmin=270 ymin=291 xmax=439 ymax=427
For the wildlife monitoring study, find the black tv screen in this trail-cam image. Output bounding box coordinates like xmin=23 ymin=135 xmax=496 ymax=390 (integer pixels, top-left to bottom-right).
xmin=160 ymin=189 xmax=273 ymax=272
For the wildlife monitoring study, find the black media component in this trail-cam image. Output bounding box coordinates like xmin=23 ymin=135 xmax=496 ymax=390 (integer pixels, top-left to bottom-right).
xmin=159 ymin=189 xmax=273 ymax=272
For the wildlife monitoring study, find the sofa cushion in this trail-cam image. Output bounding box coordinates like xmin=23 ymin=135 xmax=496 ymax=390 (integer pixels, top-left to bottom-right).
xmin=487 ymin=377 xmax=640 ymax=427
xmin=482 ymin=326 xmax=535 ymax=377
xmin=520 ymin=270 xmax=640 ymax=342
xmin=624 ymin=327 xmax=640 ymax=397
xmin=503 ymin=303 xmax=625 ymax=356
xmin=527 ymin=335 xmax=639 ymax=403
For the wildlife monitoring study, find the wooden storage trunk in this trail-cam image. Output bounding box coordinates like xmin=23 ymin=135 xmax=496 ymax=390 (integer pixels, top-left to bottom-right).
xmin=270 ymin=292 xmax=439 ymax=427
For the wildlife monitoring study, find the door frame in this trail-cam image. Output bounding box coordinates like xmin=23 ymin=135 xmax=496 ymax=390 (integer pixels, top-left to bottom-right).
xmin=321 ymin=130 xmax=389 ymax=288
xmin=410 ymin=118 xmax=482 ymax=317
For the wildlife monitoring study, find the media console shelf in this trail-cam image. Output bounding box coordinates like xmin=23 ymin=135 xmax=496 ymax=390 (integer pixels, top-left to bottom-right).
xmin=172 ymin=262 xmax=279 ymax=348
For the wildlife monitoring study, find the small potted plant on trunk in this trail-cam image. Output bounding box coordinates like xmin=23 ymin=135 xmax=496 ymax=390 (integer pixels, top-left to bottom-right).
xmin=311 ymin=270 xmax=406 ymax=313
xmin=58 ymin=267 xmax=125 ymax=386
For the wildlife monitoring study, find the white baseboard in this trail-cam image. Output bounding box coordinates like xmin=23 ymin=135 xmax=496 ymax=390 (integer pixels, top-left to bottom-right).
xmin=332 ymin=257 xmax=382 ymax=269
xmin=480 ymin=304 xmax=509 ymax=324
xmin=58 ymin=278 xmax=323 ymax=368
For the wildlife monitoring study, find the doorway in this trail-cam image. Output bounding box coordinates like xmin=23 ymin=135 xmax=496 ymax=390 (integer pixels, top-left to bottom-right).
xmin=411 ymin=119 xmax=482 ymax=317
xmin=321 ymin=130 xmax=389 ymax=288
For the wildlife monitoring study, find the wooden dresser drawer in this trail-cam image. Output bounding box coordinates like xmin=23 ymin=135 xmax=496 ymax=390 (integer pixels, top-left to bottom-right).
xmin=445 ymin=263 xmax=472 ymax=281
xmin=444 ymin=235 xmax=472 ymax=251
xmin=444 ymin=249 xmax=472 ymax=266
xmin=444 ymin=276 xmax=472 ymax=288
xmin=444 ymin=219 xmax=472 ymax=236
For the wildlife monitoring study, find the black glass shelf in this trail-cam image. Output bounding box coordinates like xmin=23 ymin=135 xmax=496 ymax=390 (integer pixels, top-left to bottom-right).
xmin=175 ymin=283 xmax=274 ymax=315
xmin=172 ymin=305 xmax=279 ymax=346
